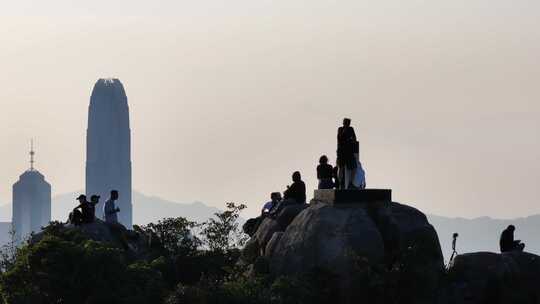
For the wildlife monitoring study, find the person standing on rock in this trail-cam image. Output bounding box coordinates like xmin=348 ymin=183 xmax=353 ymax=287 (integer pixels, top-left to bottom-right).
xmin=337 ymin=118 xmax=358 ymax=189
xmin=500 ymin=225 xmax=525 ymax=252
xmin=103 ymin=190 xmax=121 ymax=224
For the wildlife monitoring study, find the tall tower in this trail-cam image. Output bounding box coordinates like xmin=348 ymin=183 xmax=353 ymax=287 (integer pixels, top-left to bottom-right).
xmin=86 ymin=78 xmax=132 ymax=227
xmin=12 ymin=141 xmax=51 ymax=242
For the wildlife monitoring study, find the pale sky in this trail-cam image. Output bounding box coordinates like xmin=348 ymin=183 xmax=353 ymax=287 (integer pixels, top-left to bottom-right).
xmin=1 ymin=0 xmax=539 ymax=219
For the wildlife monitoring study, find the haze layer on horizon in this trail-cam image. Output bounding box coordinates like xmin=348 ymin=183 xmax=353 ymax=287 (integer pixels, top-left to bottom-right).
xmin=1 ymin=0 xmax=539 ymax=219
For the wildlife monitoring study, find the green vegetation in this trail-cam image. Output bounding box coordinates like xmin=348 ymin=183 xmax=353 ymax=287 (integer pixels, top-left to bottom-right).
xmin=0 ymin=202 xmax=444 ymax=304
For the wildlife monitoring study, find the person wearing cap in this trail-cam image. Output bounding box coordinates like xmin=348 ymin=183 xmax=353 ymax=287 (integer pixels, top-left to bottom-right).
xmin=70 ymin=194 xmax=87 ymax=225
xmin=103 ymin=190 xmax=121 ymax=224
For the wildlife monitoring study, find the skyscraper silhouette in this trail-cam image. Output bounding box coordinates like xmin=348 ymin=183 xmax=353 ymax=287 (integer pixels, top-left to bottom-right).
xmin=12 ymin=142 xmax=51 ymax=242
xmin=86 ymin=78 xmax=132 ymax=228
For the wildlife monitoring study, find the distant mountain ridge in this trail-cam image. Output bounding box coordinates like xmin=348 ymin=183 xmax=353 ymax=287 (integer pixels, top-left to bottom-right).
xmin=0 ymin=191 xmax=221 ymax=225
xmin=0 ymin=195 xmax=538 ymax=259
xmin=428 ymin=214 xmax=540 ymax=261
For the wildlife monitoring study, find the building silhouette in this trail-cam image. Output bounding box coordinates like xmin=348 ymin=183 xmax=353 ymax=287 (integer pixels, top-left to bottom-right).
xmin=12 ymin=142 xmax=51 ymax=242
xmin=86 ymin=78 xmax=132 ymax=227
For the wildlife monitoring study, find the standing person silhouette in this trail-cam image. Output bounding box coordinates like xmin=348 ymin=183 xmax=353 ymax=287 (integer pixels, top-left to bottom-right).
xmin=337 ymin=118 xmax=357 ymax=189
xmin=103 ymin=190 xmax=121 ymax=224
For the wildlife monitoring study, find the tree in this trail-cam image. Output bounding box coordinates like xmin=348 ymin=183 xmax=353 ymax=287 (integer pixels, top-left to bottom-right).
xmin=0 ymin=228 xmax=166 ymax=303
xmin=138 ymin=217 xmax=201 ymax=257
xmin=201 ymin=202 xmax=248 ymax=252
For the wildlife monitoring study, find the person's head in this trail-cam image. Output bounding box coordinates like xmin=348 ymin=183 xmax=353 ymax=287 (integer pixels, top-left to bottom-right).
xmin=292 ymin=171 xmax=301 ymax=182
xmin=271 ymin=192 xmax=282 ymax=202
xmin=508 ymin=225 xmax=515 ymax=232
xmin=343 ymin=118 xmax=351 ymax=127
xmin=319 ymin=155 xmax=328 ymax=165
xmin=110 ymin=190 xmax=119 ymax=200
xmin=90 ymin=195 xmax=100 ymax=203
xmin=76 ymin=194 xmax=87 ymax=203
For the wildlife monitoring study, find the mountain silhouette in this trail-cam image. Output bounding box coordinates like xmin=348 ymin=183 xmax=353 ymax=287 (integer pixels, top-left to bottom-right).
xmin=429 ymin=214 xmax=540 ymax=261
xmin=0 ymin=195 xmax=538 ymax=258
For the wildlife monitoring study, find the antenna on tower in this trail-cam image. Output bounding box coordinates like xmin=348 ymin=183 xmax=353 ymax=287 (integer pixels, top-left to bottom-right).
xmin=29 ymin=139 xmax=35 ymax=171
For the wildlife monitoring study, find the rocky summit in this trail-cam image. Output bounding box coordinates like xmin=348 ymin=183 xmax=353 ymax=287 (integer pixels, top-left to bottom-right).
xmin=443 ymin=251 xmax=540 ymax=304
xmin=242 ymin=193 xmax=445 ymax=301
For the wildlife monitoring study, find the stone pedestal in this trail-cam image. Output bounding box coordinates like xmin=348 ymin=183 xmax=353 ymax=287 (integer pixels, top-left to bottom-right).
xmin=314 ymin=189 xmax=391 ymax=206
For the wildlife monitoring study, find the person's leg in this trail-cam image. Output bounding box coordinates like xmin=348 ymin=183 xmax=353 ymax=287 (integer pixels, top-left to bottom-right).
xmin=338 ymin=165 xmax=346 ymax=189
xmin=349 ymin=167 xmax=357 ymax=189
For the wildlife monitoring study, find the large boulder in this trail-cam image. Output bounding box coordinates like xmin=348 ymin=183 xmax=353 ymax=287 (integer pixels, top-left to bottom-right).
xmin=240 ymin=204 xmax=308 ymax=264
xmin=267 ymin=201 xmax=444 ymax=276
xmin=269 ymin=202 xmax=385 ymax=276
xmin=241 ymin=199 xmax=445 ymax=303
xmin=445 ymin=251 xmax=540 ymax=304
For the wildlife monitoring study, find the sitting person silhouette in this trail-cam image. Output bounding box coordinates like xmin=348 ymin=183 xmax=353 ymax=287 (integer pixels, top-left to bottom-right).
xmin=104 ymin=190 xmax=121 ymax=224
xmin=70 ymin=194 xmax=87 ymax=225
xmin=262 ymin=192 xmax=282 ymax=215
xmin=500 ymin=225 xmax=525 ymax=252
xmin=317 ymin=155 xmax=334 ymax=189
xmin=283 ymin=171 xmax=306 ymax=204
xmin=86 ymin=195 xmax=100 ymax=223
xmin=269 ymin=172 xmax=307 ymax=216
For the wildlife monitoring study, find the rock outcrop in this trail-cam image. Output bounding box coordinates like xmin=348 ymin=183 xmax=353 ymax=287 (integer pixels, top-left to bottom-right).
xmin=445 ymin=251 xmax=540 ymax=304
xmin=241 ymin=198 xmax=445 ymax=299
xmin=31 ymin=220 xmax=155 ymax=260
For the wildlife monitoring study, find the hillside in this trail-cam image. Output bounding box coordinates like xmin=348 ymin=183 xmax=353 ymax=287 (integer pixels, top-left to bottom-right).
xmin=1 ymin=194 xmax=539 ymax=259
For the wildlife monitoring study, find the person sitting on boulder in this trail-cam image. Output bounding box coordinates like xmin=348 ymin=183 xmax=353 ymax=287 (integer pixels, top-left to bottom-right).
xmin=317 ymin=155 xmax=334 ymax=189
xmin=283 ymin=171 xmax=306 ymax=204
xmin=261 ymin=192 xmax=282 ymax=215
xmin=69 ymin=194 xmax=87 ymax=225
xmin=86 ymin=195 xmax=100 ymax=223
xmin=104 ymin=190 xmax=121 ymax=224
xmin=500 ymin=225 xmax=525 ymax=252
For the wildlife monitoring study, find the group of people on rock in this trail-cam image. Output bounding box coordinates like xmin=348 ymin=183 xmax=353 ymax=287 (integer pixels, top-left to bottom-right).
xmin=316 ymin=118 xmax=366 ymax=190
xmin=259 ymin=118 xmax=367 ymax=215
xmin=69 ymin=190 xmax=121 ymax=225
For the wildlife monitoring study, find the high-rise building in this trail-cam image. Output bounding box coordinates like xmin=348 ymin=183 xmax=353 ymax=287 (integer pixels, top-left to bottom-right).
xmin=86 ymin=78 xmax=132 ymax=227
xmin=12 ymin=142 xmax=51 ymax=242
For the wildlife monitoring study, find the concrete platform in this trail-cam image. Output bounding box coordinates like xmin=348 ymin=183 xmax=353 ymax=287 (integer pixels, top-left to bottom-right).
xmin=314 ymin=189 xmax=392 ymax=206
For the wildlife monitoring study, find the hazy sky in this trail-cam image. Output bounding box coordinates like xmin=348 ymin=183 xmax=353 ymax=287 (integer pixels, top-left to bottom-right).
xmin=1 ymin=0 xmax=539 ymax=219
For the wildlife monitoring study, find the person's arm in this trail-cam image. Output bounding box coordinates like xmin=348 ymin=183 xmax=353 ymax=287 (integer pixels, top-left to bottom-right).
xmin=350 ymin=127 xmax=357 ymax=142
